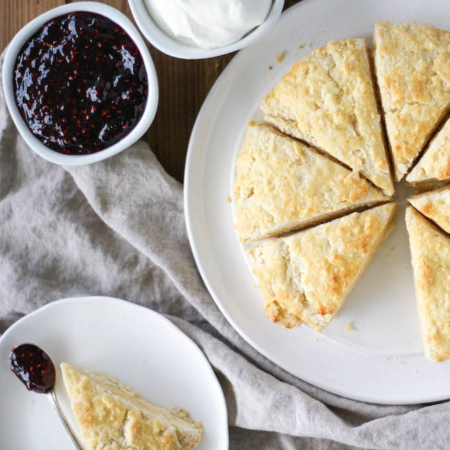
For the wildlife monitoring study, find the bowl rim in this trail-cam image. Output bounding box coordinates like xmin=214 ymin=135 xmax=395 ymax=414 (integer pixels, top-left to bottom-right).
xmin=128 ymin=0 xmax=285 ymax=60
xmin=2 ymin=1 xmax=159 ymax=166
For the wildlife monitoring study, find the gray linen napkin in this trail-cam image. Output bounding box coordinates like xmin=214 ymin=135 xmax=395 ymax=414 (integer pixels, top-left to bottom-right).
xmin=1 ymin=50 xmax=449 ymax=450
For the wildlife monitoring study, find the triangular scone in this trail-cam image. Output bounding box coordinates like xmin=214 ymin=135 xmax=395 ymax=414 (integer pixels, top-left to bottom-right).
xmin=261 ymin=39 xmax=394 ymax=196
xmin=234 ymin=122 xmax=389 ymax=242
xmin=247 ymin=203 xmax=397 ymax=332
xmin=373 ymin=22 xmax=450 ymax=181
xmin=60 ymin=363 xmax=202 ymax=450
xmin=406 ymin=207 xmax=450 ymax=362
xmin=407 ymin=118 xmax=450 ymax=185
xmin=409 ymin=185 xmax=450 ymax=235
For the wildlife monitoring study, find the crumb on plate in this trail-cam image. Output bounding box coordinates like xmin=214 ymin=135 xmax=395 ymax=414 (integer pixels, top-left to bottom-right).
xmin=276 ymin=52 xmax=286 ymax=63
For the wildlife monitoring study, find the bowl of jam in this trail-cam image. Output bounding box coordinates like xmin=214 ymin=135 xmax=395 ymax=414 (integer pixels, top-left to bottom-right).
xmin=2 ymin=2 xmax=158 ymax=165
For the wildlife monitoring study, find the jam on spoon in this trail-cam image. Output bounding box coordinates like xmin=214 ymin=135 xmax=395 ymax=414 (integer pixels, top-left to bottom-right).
xmin=10 ymin=344 xmax=84 ymax=449
xmin=13 ymin=12 xmax=148 ymax=155
xmin=10 ymin=343 xmax=56 ymax=393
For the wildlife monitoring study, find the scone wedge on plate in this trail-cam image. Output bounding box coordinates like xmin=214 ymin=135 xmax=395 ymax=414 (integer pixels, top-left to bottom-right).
xmin=373 ymin=22 xmax=450 ymax=182
xmin=261 ymin=39 xmax=394 ymax=196
xmin=234 ymin=122 xmax=390 ymax=242
xmin=406 ymin=206 xmax=450 ymax=362
xmin=407 ymin=119 xmax=450 ymax=187
xmin=61 ymin=363 xmax=202 ymax=450
xmin=409 ymin=185 xmax=450 ymax=234
xmin=247 ymin=203 xmax=397 ymax=331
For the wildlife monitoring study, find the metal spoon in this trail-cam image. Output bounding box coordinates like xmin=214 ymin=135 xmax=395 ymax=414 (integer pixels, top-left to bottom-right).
xmin=10 ymin=343 xmax=85 ymax=450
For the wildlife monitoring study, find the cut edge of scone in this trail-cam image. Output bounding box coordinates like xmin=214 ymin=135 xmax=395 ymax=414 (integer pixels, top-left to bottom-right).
xmin=366 ymin=40 xmax=396 ymax=193
xmin=60 ymin=363 xmax=203 ymax=450
xmin=409 ymin=184 xmax=450 ymax=235
xmin=261 ymin=38 xmax=394 ymax=196
xmin=406 ymin=115 xmax=450 ymax=186
xmin=406 ymin=177 xmax=450 ymax=192
xmin=247 ymin=203 xmax=397 ymax=332
xmin=234 ymin=121 xmax=390 ymax=243
xmin=265 ymin=299 xmax=303 ymax=329
xmin=405 ymin=206 xmax=450 ymax=362
xmin=373 ymin=21 xmax=450 ymax=182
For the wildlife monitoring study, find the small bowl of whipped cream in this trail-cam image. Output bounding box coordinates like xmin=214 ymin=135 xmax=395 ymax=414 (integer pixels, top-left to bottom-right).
xmin=128 ymin=0 xmax=285 ymax=59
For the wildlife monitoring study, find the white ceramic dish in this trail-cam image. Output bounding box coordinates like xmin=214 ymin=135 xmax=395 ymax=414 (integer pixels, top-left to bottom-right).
xmin=128 ymin=0 xmax=285 ymax=60
xmin=0 ymin=296 xmax=228 ymax=449
xmin=185 ymin=0 xmax=450 ymax=405
xmin=2 ymin=2 xmax=158 ymax=166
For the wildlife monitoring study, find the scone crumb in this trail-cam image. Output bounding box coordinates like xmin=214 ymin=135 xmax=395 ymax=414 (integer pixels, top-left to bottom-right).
xmin=269 ymin=66 xmax=273 ymax=70
xmin=227 ymin=196 xmax=232 ymax=203
xmin=276 ymin=52 xmax=286 ymax=63
xmin=345 ymin=321 xmax=354 ymax=332
xmin=297 ymin=44 xmax=305 ymax=50
xmin=306 ymin=43 xmax=312 ymax=48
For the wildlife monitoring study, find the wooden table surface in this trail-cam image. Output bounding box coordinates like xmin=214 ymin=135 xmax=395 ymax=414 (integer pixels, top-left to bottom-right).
xmin=1 ymin=0 xmax=300 ymax=182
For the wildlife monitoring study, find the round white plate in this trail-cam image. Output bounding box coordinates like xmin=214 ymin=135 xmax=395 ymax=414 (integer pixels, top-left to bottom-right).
xmin=0 ymin=297 xmax=228 ymax=449
xmin=185 ymin=0 xmax=450 ymax=405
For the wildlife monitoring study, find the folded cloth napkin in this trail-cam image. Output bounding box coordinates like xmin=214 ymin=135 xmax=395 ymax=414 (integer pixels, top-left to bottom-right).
xmin=1 ymin=51 xmax=448 ymax=450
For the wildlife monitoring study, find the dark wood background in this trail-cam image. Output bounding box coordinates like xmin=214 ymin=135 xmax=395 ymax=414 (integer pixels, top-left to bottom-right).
xmin=1 ymin=0 xmax=300 ymax=182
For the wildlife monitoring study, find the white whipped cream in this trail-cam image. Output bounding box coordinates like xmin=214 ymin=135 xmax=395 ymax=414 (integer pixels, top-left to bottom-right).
xmin=145 ymin=0 xmax=273 ymax=49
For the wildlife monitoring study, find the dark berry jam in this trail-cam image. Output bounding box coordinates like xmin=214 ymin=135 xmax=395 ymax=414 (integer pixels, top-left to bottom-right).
xmin=10 ymin=344 xmax=56 ymax=393
xmin=13 ymin=12 xmax=148 ymax=155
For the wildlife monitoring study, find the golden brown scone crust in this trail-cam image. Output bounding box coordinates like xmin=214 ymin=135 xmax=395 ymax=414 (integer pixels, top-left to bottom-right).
xmin=261 ymin=39 xmax=394 ymax=195
xmin=407 ymin=118 xmax=450 ymax=184
xmin=406 ymin=206 xmax=450 ymax=362
xmin=60 ymin=363 xmax=203 ymax=450
xmin=265 ymin=299 xmax=303 ymax=329
xmin=409 ymin=185 xmax=450 ymax=234
xmin=234 ymin=122 xmax=389 ymax=242
xmin=247 ymin=203 xmax=397 ymax=332
xmin=373 ymin=22 xmax=450 ymax=181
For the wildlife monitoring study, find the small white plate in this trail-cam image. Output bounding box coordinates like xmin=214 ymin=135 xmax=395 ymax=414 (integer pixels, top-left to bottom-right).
xmin=185 ymin=0 xmax=450 ymax=405
xmin=0 ymin=297 xmax=228 ymax=450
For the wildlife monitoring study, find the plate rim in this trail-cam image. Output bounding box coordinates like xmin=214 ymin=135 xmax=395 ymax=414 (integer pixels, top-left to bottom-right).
xmin=184 ymin=0 xmax=450 ymax=406
xmin=0 ymin=295 xmax=229 ymax=448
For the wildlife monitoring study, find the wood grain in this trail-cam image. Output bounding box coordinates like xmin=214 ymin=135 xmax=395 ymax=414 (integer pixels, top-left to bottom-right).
xmin=1 ymin=0 xmax=301 ymax=182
